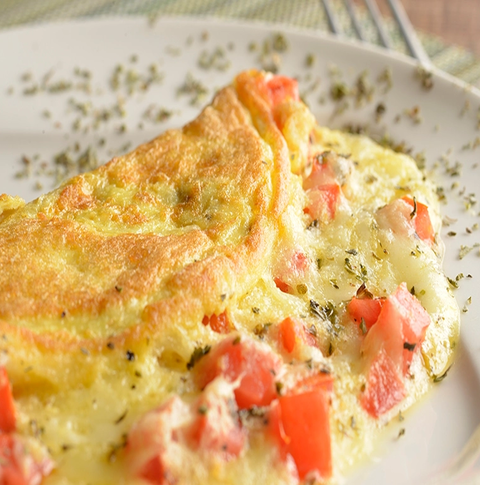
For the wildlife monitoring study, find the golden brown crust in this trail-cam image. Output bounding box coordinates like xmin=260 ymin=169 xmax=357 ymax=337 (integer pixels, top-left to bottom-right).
xmin=0 ymin=72 xmax=299 ymax=388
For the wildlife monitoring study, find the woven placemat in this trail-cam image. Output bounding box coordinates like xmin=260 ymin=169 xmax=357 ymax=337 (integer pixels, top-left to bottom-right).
xmin=1 ymin=0 xmax=479 ymax=88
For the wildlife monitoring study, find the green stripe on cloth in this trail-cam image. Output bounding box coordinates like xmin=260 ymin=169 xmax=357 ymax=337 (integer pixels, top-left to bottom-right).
xmin=1 ymin=0 xmax=479 ymax=88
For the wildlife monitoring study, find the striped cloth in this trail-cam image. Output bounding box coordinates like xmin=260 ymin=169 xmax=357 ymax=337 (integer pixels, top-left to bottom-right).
xmin=1 ymin=0 xmax=479 ymax=88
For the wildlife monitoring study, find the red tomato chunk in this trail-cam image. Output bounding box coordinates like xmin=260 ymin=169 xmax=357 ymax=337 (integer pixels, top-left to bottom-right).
xmin=401 ymin=196 xmax=435 ymax=244
xmin=303 ymin=155 xmax=342 ymax=223
xmin=193 ymin=336 xmax=282 ymax=409
xmin=304 ymin=185 xmax=340 ymax=222
xmin=274 ymin=251 xmax=308 ymax=295
xmin=128 ymin=385 xmax=245 ymax=484
xmin=186 ymin=394 xmax=245 ymax=459
xmin=0 ymin=367 xmax=16 ymax=433
xmin=361 ymin=283 xmax=431 ymax=417
xmin=303 ymin=158 xmax=337 ymax=190
xmin=0 ymin=434 xmax=27 ymax=485
xmin=202 ymin=311 xmax=231 ymax=334
xmin=139 ymin=455 xmax=167 ymax=485
xmin=264 ymin=76 xmax=299 ymax=106
xmin=360 ymin=349 xmax=406 ymax=418
xmin=274 ymin=277 xmax=291 ymax=294
xmin=0 ymin=433 xmax=53 ymax=485
xmin=295 ymin=372 xmax=334 ymax=394
xmin=268 ymin=386 xmax=332 ymax=480
xmin=377 ymin=197 xmax=435 ymax=245
xmin=278 ymin=317 xmax=316 ymax=353
xmin=347 ymin=296 xmax=384 ymax=332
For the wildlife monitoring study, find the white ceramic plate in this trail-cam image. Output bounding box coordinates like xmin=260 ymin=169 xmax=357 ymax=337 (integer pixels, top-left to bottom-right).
xmin=1 ymin=17 xmax=479 ymax=485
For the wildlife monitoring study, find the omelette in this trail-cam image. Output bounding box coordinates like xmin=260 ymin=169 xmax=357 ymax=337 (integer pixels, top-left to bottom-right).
xmin=0 ymin=69 xmax=459 ymax=485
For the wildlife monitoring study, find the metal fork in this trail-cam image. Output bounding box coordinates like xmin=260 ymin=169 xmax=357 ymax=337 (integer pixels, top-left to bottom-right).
xmin=321 ymin=0 xmax=431 ymax=68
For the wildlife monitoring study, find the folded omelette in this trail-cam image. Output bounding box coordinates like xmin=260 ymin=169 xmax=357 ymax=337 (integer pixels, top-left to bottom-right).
xmin=0 ymin=69 xmax=459 ymax=485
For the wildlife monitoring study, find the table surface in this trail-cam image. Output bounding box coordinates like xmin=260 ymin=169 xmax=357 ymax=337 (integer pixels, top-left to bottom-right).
xmin=379 ymin=0 xmax=480 ymax=58
xmin=1 ymin=0 xmax=479 ymax=87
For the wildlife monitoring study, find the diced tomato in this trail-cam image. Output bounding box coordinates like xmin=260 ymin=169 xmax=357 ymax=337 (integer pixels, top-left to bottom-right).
xmin=0 ymin=433 xmax=53 ymax=485
xmin=303 ymin=154 xmax=342 ymax=222
xmin=128 ymin=381 xmax=246 ymax=484
xmin=303 ymin=158 xmax=337 ymax=190
xmin=264 ymin=76 xmax=299 ymax=107
xmin=0 ymin=434 xmax=26 ymax=485
xmin=202 ymin=311 xmax=231 ymax=334
xmin=362 ymin=299 xmax=404 ymax=375
xmin=378 ymin=197 xmax=435 ymax=245
xmin=126 ymin=397 xmax=187 ymax=484
xmin=363 ymin=283 xmax=430 ymax=375
xmin=360 ymin=349 xmax=406 ymax=418
xmin=138 ymin=455 xmax=166 ymax=485
xmin=386 ymin=283 xmax=431 ymax=374
xmin=402 ymin=196 xmax=435 ymax=244
xmin=186 ymin=393 xmax=245 ymax=459
xmin=304 ymin=184 xmax=341 ymax=222
xmin=274 ymin=251 xmax=309 ymax=295
xmin=268 ymin=389 xmax=332 ymax=480
xmin=294 ymin=372 xmax=334 ymax=394
xmin=360 ymin=283 xmax=431 ymax=417
xmin=291 ymin=251 xmax=308 ymax=273
xmin=0 ymin=367 xmax=16 ymax=433
xmin=193 ymin=336 xmax=282 ymax=409
xmin=347 ymin=297 xmax=384 ymax=332
xmin=278 ymin=317 xmax=316 ymax=353
xmin=274 ymin=277 xmax=291 ymax=294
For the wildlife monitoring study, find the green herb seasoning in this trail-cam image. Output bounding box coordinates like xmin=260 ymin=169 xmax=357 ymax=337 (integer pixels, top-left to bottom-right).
xmin=187 ymin=345 xmax=211 ymax=370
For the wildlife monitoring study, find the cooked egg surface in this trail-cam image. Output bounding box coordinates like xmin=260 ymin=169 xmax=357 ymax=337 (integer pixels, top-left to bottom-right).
xmin=0 ymin=70 xmax=459 ymax=485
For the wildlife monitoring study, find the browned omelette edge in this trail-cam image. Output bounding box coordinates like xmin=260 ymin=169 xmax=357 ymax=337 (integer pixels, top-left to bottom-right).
xmin=0 ymin=70 xmax=297 ymax=388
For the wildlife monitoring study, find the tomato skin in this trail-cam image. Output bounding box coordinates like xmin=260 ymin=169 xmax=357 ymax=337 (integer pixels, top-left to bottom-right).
xmin=274 ymin=277 xmax=291 ymax=294
xmin=401 ymin=196 xmax=435 ymax=244
xmin=139 ymin=455 xmax=167 ymax=485
xmin=274 ymin=251 xmax=308 ymax=295
xmin=303 ymin=155 xmax=342 ymax=222
xmin=202 ymin=311 xmax=231 ymax=334
xmin=304 ymin=184 xmax=340 ymax=222
xmin=303 ymin=159 xmax=337 ymax=191
xmin=186 ymin=412 xmax=244 ymax=458
xmin=193 ymin=336 xmax=282 ymax=409
xmin=361 ymin=283 xmax=431 ymax=417
xmin=378 ymin=197 xmax=435 ymax=245
xmin=269 ymin=389 xmax=332 ymax=480
xmin=387 ymin=283 xmax=430 ymax=374
xmin=294 ymin=372 xmax=334 ymax=394
xmin=126 ymin=398 xmax=183 ymax=485
xmin=0 ymin=434 xmax=27 ymax=485
xmin=264 ymin=76 xmax=299 ymax=106
xmin=0 ymin=368 xmax=16 ymax=433
xmin=128 ymin=384 xmax=246 ymax=484
xmin=363 ymin=283 xmax=430 ymax=375
xmin=290 ymin=251 xmax=308 ymax=273
xmin=186 ymin=395 xmax=245 ymax=459
xmin=347 ymin=297 xmax=384 ymax=332
xmin=278 ymin=317 xmax=316 ymax=353
xmin=0 ymin=433 xmax=53 ymax=485
xmin=361 ymin=349 xmax=406 ymax=418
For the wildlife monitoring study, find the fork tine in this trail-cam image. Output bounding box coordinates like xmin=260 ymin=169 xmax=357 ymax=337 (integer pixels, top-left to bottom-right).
xmin=320 ymin=0 xmax=431 ymax=69
xmin=363 ymin=0 xmax=392 ymax=49
xmin=386 ymin=0 xmax=431 ymax=67
xmin=344 ymin=0 xmax=365 ymax=41
xmin=321 ymin=0 xmax=342 ymax=35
